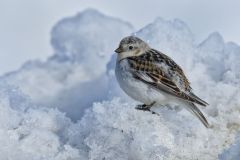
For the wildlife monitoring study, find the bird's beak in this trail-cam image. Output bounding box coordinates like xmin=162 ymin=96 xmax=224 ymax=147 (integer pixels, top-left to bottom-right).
xmin=115 ymin=47 xmax=123 ymax=53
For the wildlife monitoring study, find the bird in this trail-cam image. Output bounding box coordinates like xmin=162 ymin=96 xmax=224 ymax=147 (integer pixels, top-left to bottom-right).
xmin=114 ymin=36 xmax=210 ymax=128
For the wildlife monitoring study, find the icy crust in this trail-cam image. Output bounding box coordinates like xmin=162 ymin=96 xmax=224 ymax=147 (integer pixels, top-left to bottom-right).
xmin=0 ymin=9 xmax=240 ymax=159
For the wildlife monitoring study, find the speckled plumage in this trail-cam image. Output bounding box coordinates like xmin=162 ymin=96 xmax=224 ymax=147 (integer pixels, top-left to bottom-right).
xmin=115 ymin=36 xmax=210 ymax=128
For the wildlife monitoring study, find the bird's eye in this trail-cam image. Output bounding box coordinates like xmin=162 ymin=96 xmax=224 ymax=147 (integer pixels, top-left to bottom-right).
xmin=129 ymin=46 xmax=133 ymax=50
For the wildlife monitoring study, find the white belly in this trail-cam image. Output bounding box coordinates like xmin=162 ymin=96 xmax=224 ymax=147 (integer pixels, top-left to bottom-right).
xmin=115 ymin=59 xmax=169 ymax=105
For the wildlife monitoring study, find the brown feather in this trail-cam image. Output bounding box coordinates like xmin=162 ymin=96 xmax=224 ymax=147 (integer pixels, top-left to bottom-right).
xmin=127 ymin=49 xmax=208 ymax=106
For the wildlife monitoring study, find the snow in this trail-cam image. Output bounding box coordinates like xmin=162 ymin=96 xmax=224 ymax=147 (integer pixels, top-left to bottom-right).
xmin=2 ymin=9 xmax=133 ymax=121
xmin=219 ymin=136 xmax=240 ymax=160
xmin=0 ymin=9 xmax=240 ymax=159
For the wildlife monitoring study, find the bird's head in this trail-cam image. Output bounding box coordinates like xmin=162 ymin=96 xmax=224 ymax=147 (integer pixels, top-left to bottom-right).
xmin=115 ymin=36 xmax=150 ymax=61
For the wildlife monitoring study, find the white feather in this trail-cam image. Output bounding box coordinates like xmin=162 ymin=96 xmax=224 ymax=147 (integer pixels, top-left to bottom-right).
xmin=115 ymin=59 xmax=173 ymax=105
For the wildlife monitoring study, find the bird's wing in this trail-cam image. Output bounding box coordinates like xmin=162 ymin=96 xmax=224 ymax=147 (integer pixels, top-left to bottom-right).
xmin=127 ymin=49 xmax=208 ymax=106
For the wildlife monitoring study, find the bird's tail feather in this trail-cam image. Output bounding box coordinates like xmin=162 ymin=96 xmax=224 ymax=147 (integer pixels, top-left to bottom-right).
xmin=189 ymin=92 xmax=209 ymax=106
xmin=186 ymin=102 xmax=210 ymax=128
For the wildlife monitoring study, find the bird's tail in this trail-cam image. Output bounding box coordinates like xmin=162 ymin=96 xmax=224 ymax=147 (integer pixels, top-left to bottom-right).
xmin=185 ymin=102 xmax=210 ymax=128
xmin=188 ymin=92 xmax=209 ymax=106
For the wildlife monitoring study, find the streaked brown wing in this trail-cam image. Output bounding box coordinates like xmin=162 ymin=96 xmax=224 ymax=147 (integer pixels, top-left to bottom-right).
xmin=145 ymin=49 xmax=192 ymax=91
xmin=127 ymin=51 xmax=208 ymax=106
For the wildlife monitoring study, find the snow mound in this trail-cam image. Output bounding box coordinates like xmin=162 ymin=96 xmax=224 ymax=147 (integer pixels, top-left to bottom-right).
xmin=0 ymin=9 xmax=240 ymax=159
xmin=0 ymin=82 xmax=86 ymax=160
xmin=3 ymin=9 xmax=133 ymax=120
xmin=75 ymin=18 xmax=240 ymax=159
xmin=51 ymin=8 xmax=133 ymax=73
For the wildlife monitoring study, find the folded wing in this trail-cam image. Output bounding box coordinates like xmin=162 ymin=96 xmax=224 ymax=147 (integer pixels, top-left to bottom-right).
xmin=127 ymin=49 xmax=208 ymax=106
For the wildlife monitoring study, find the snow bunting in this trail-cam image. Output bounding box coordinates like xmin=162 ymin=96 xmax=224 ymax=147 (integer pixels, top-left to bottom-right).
xmin=115 ymin=36 xmax=210 ymax=128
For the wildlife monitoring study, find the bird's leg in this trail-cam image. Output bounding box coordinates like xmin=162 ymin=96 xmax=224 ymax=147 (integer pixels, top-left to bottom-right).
xmin=135 ymin=104 xmax=150 ymax=111
xmin=135 ymin=102 xmax=158 ymax=115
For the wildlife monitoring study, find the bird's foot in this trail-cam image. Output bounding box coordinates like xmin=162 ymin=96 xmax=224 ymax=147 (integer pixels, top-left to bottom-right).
xmin=135 ymin=102 xmax=158 ymax=115
xmin=135 ymin=104 xmax=151 ymax=111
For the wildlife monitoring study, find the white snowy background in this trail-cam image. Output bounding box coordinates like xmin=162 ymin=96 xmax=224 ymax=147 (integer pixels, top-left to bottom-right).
xmin=0 ymin=2 xmax=240 ymax=160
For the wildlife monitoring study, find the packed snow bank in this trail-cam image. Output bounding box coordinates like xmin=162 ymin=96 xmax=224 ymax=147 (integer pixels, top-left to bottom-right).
xmin=51 ymin=9 xmax=133 ymax=73
xmin=0 ymin=9 xmax=240 ymax=160
xmin=76 ymin=18 xmax=240 ymax=159
xmin=0 ymin=82 xmax=86 ymax=159
xmin=2 ymin=9 xmax=133 ymax=120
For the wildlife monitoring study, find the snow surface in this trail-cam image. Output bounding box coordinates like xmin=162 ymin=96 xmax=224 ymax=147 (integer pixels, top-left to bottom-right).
xmin=0 ymin=9 xmax=240 ymax=159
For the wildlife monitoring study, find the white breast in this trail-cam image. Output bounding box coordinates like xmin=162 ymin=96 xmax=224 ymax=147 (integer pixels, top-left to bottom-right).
xmin=115 ymin=59 xmax=169 ymax=105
